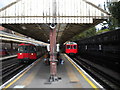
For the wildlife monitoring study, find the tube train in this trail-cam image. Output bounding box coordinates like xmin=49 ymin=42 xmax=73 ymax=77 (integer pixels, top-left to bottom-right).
xmin=17 ymin=43 xmax=46 ymax=63
xmin=64 ymin=42 xmax=78 ymax=55
xmin=0 ymin=41 xmax=18 ymax=56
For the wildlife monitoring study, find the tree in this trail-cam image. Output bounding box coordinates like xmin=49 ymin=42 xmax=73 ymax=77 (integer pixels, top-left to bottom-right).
xmin=96 ymin=28 xmax=110 ymax=34
xmin=71 ymin=27 xmax=96 ymax=41
xmin=108 ymin=1 xmax=120 ymax=29
xmin=109 ymin=1 xmax=120 ymax=23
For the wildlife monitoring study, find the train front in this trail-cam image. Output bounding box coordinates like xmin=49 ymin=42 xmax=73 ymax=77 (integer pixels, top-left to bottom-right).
xmin=17 ymin=43 xmax=37 ymax=63
xmin=65 ymin=42 xmax=78 ymax=56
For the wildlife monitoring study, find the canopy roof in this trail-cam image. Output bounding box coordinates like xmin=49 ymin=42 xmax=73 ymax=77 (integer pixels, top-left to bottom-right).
xmin=0 ymin=0 xmax=110 ymax=44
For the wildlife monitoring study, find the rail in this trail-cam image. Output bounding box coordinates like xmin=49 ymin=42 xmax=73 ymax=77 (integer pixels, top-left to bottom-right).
xmin=72 ymin=56 xmax=120 ymax=89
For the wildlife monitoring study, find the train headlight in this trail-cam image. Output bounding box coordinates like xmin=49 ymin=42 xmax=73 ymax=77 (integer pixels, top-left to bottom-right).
xmin=31 ymin=53 xmax=34 ymax=55
xmin=20 ymin=53 xmax=22 ymax=55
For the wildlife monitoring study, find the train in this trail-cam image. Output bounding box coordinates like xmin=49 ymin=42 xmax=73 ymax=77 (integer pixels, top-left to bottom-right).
xmin=0 ymin=41 xmax=18 ymax=56
xmin=64 ymin=42 xmax=78 ymax=55
xmin=17 ymin=43 xmax=47 ymax=63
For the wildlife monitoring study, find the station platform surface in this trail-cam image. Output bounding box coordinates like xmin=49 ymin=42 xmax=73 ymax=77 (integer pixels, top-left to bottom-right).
xmin=0 ymin=55 xmax=17 ymax=61
xmin=2 ymin=54 xmax=103 ymax=89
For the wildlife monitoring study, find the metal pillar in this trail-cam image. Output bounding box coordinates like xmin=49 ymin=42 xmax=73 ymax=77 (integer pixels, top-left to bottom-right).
xmin=49 ymin=27 xmax=58 ymax=82
xmin=49 ymin=0 xmax=60 ymax=82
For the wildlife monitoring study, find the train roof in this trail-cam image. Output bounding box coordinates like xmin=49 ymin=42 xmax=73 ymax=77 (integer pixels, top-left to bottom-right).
xmin=65 ymin=42 xmax=77 ymax=45
xmin=18 ymin=43 xmax=36 ymax=46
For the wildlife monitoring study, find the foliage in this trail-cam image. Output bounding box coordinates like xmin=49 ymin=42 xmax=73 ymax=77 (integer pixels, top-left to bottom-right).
xmin=96 ymin=28 xmax=110 ymax=34
xmin=107 ymin=1 xmax=120 ymax=29
xmin=109 ymin=1 xmax=120 ymax=24
xmin=71 ymin=26 xmax=110 ymax=41
xmin=71 ymin=27 xmax=96 ymax=41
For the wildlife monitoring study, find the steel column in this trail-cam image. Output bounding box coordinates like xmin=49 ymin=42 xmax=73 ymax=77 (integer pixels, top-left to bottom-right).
xmin=49 ymin=27 xmax=58 ymax=82
xmin=49 ymin=0 xmax=59 ymax=82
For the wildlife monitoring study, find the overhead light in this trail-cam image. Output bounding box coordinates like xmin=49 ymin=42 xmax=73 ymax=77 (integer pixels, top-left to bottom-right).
xmin=21 ymin=26 xmax=27 ymax=30
xmin=49 ymin=23 xmax=57 ymax=29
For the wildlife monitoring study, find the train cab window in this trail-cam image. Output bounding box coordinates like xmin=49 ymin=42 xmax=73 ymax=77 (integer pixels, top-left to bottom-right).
xmin=67 ymin=45 xmax=71 ymax=49
xmin=29 ymin=46 xmax=36 ymax=53
xmin=18 ymin=46 xmax=24 ymax=52
xmin=24 ymin=46 xmax=29 ymax=51
xmin=73 ymin=45 xmax=77 ymax=49
xmin=18 ymin=46 xmax=36 ymax=53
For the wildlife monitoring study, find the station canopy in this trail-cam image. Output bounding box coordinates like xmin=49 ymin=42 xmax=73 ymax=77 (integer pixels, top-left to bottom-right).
xmin=0 ymin=0 xmax=110 ymax=44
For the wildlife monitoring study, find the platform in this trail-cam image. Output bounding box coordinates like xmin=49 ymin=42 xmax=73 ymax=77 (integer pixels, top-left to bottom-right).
xmin=2 ymin=54 xmax=103 ymax=89
xmin=0 ymin=55 xmax=17 ymax=61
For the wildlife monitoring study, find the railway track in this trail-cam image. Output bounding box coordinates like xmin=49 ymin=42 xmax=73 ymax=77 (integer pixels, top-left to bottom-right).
xmin=71 ymin=56 xmax=120 ymax=89
xmin=2 ymin=64 xmax=25 ymax=80
xmin=0 ymin=58 xmax=28 ymax=84
xmin=0 ymin=54 xmax=44 ymax=85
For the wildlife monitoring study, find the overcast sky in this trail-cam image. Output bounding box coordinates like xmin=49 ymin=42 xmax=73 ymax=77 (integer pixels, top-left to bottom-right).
xmin=0 ymin=0 xmax=106 ymax=9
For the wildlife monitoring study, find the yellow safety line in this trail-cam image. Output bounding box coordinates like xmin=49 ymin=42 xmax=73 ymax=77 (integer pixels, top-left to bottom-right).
xmin=2 ymin=57 xmax=42 ymax=89
xmin=64 ymin=54 xmax=98 ymax=90
xmin=3 ymin=66 xmax=31 ymax=89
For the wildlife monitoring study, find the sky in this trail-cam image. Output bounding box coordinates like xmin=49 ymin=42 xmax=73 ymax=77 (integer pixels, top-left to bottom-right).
xmin=0 ymin=0 xmax=16 ymax=8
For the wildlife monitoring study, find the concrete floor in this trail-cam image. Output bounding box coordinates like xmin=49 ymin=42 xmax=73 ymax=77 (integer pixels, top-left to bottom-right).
xmin=5 ymin=54 xmax=102 ymax=89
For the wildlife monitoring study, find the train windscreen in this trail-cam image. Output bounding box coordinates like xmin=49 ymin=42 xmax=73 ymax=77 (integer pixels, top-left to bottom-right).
xmin=18 ymin=46 xmax=36 ymax=53
xmin=73 ymin=45 xmax=77 ymax=49
xmin=66 ymin=45 xmax=71 ymax=49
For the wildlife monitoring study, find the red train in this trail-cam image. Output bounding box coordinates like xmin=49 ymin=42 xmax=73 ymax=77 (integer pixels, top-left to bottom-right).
xmin=17 ymin=43 xmax=37 ymax=63
xmin=65 ymin=42 xmax=78 ymax=55
xmin=0 ymin=49 xmax=8 ymax=56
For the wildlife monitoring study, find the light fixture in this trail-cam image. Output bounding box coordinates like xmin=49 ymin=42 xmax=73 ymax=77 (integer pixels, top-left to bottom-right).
xmin=21 ymin=26 xmax=27 ymax=30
